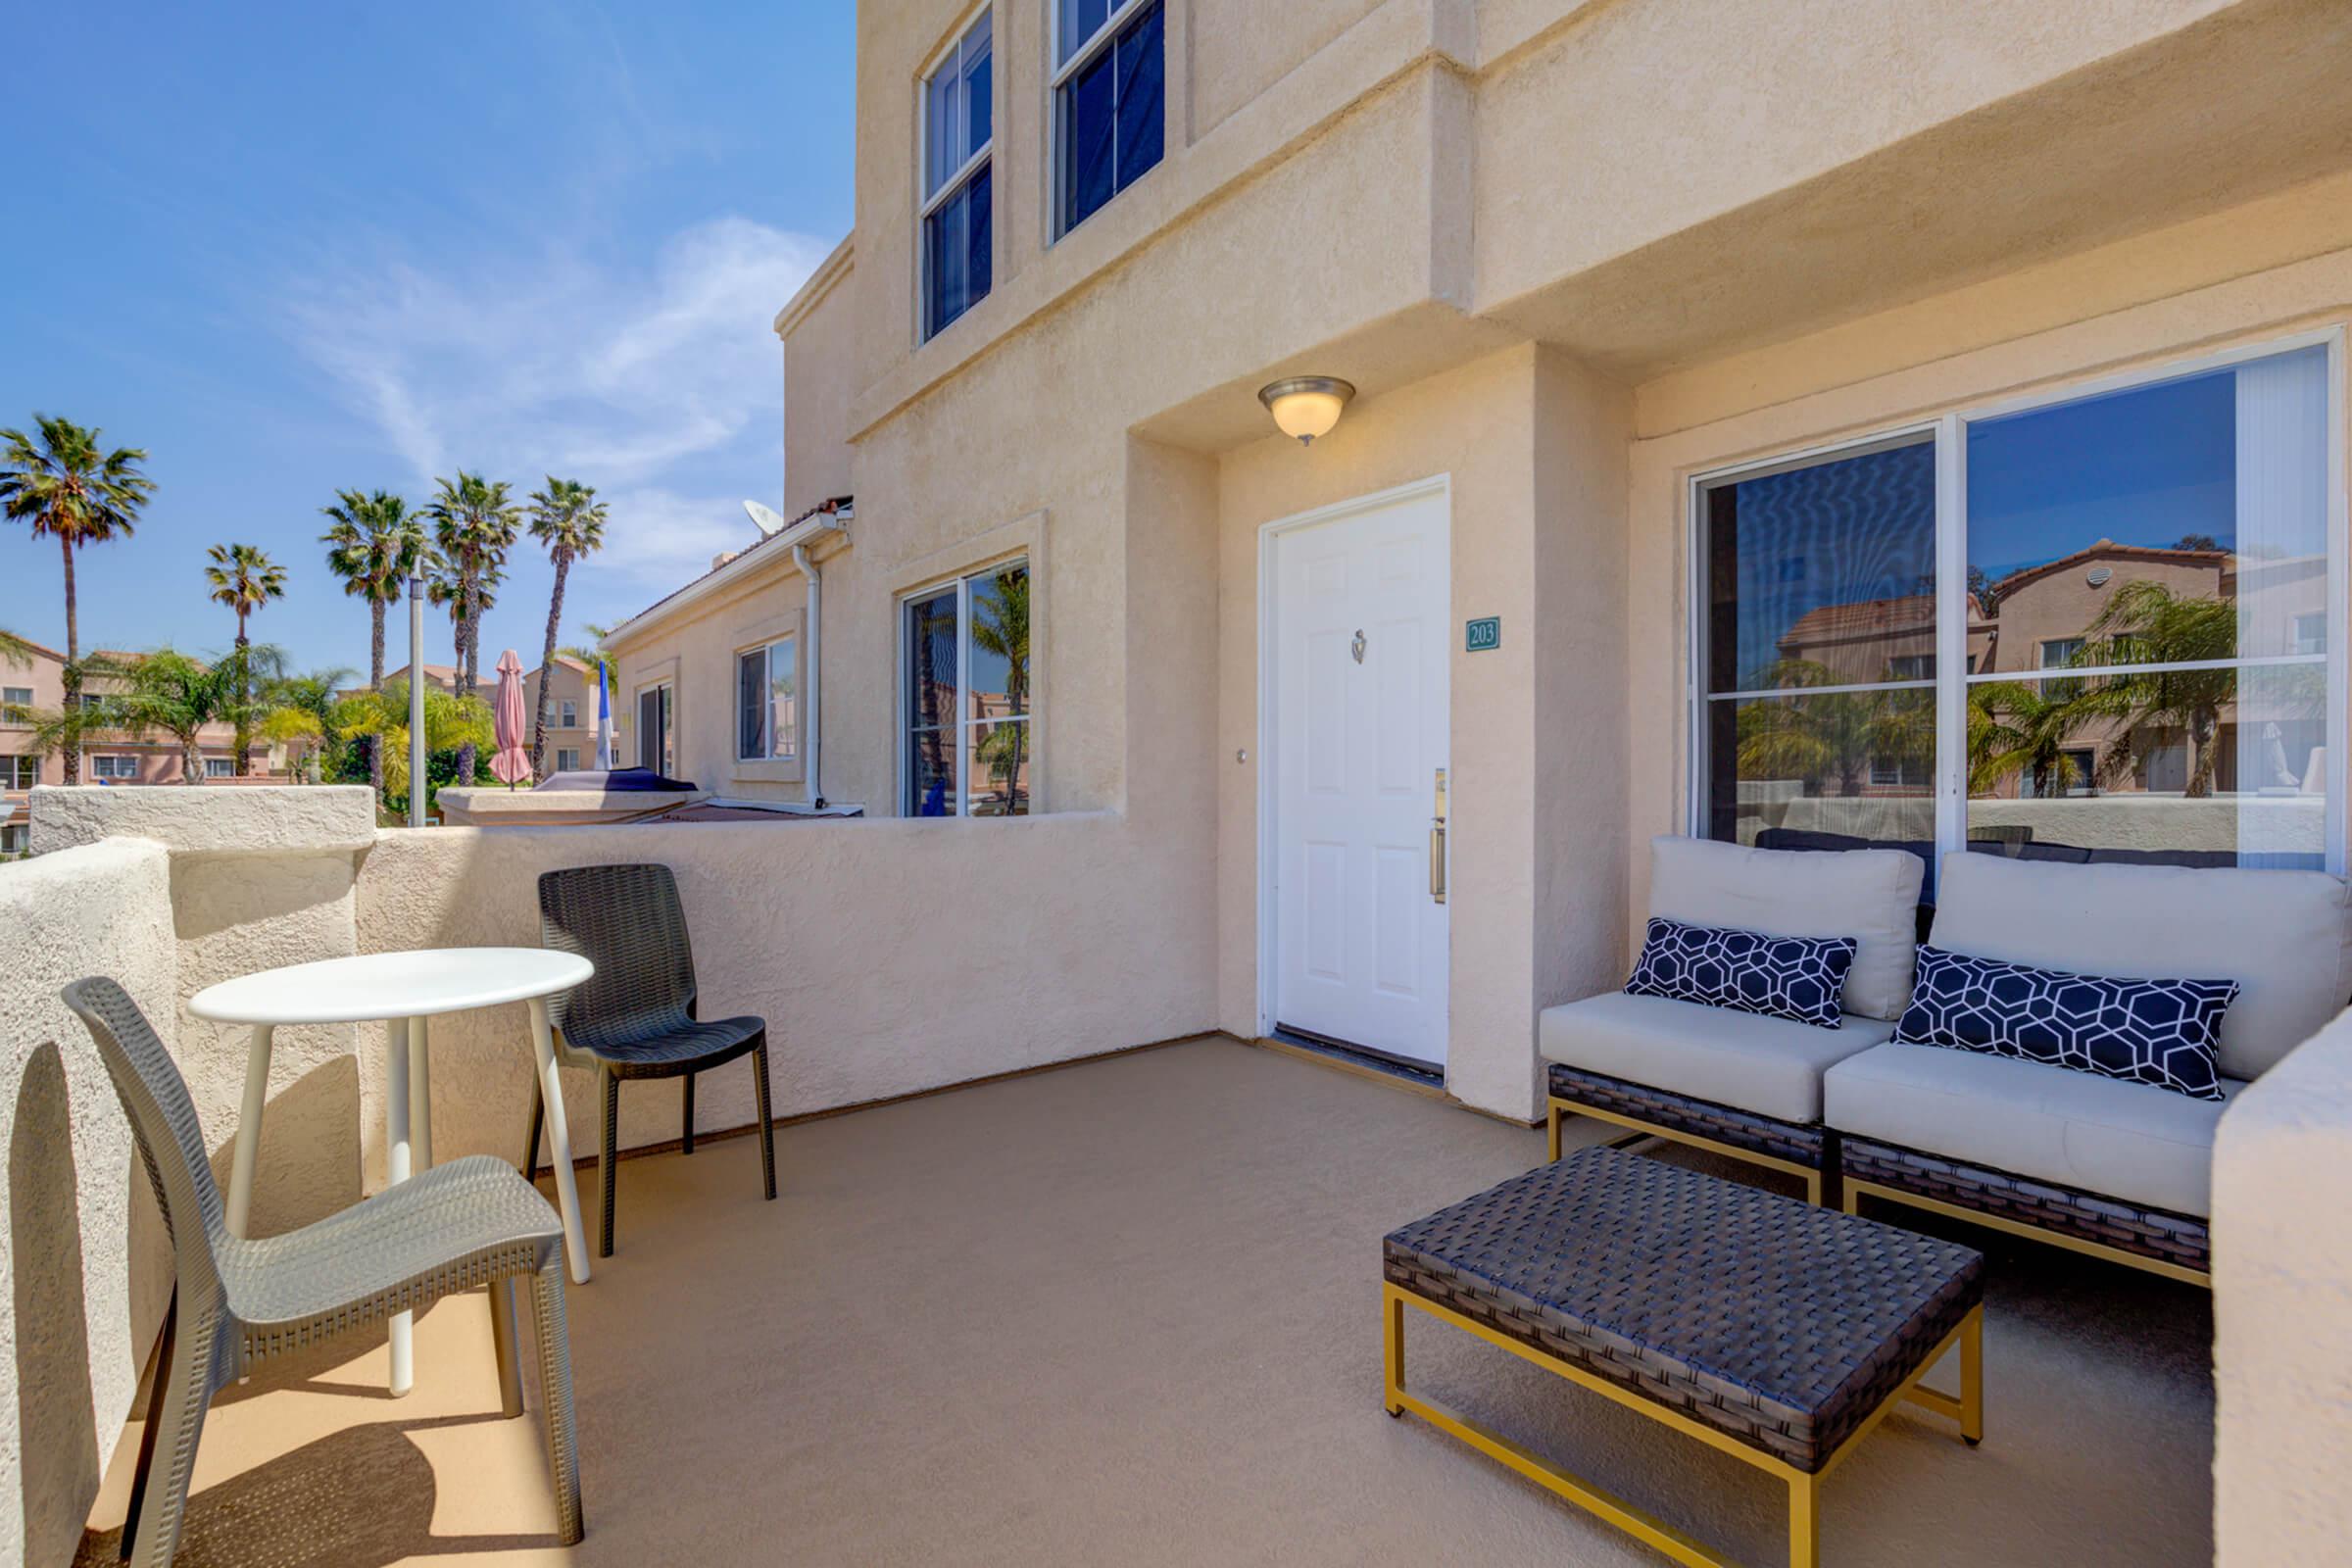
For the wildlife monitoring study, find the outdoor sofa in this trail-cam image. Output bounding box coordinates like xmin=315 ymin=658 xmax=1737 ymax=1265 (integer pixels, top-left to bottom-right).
xmin=1542 ymin=835 xmax=2352 ymax=1283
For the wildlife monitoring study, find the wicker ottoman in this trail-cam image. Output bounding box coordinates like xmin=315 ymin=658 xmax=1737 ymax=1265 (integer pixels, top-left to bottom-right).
xmin=1383 ymin=1148 xmax=1984 ymax=1568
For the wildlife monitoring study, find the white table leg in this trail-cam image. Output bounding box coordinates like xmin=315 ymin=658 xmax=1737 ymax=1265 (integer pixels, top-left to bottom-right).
xmin=409 ymin=1014 xmax=433 ymax=1171
xmin=225 ymin=1024 xmax=272 ymax=1238
xmin=386 ymin=1017 xmax=415 ymax=1397
xmin=528 ymin=998 xmax=591 ymax=1284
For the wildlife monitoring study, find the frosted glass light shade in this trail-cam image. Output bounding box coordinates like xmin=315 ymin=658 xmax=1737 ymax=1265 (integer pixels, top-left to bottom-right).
xmin=1258 ymin=377 xmax=1355 ymax=446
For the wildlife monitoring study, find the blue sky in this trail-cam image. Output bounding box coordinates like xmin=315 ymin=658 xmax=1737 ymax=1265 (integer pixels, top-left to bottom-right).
xmin=0 ymin=2 xmax=855 ymax=679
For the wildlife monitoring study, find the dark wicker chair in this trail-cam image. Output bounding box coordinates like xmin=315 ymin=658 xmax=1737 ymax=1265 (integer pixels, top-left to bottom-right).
xmin=531 ymin=863 xmax=777 ymax=1257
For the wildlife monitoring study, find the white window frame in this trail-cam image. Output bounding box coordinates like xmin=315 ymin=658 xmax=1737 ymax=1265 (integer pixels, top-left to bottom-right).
xmin=634 ymin=680 xmax=675 ymax=774
xmin=1049 ymin=0 xmax=1158 ymax=240
xmin=556 ymin=748 xmax=581 ymax=773
xmin=91 ymin=754 xmax=139 ymax=781
xmin=899 ymin=558 xmax=1031 ymax=817
xmin=560 ymin=699 xmax=578 ymax=727
xmin=2 ymin=685 xmax=31 ymax=714
xmin=204 ymin=757 xmax=236 ymax=778
xmin=919 ymin=4 xmax=994 ymax=342
xmin=1687 ymin=327 xmax=2350 ymax=875
xmin=735 ymin=634 xmax=801 ymax=763
xmin=1 ymin=755 xmax=35 ymax=790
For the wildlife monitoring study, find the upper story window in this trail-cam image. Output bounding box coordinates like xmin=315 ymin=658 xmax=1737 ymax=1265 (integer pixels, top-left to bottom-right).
xmin=2 ymin=755 xmax=35 ymax=789
xmin=736 ymin=635 xmax=800 ymax=763
xmin=1054 ymin=0 xmax=1163 ymax=237
xmin=905 ymin=560 xmax=1030 ymax=816
xmin=91 ymin=755 xmax=139 ymax=781
xmin=2 ymin=686 xmax=31 ymax=718
xmin=560 ymin=698 xmax=578 ymax=727
xmin=1696 ymin=337 xmax=2341 ymax=878
xmin=922 ymin=8 xmax=994 ymax=340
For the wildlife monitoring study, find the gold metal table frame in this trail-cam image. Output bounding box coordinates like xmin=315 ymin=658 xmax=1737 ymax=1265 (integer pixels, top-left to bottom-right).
xmin=1382 ymin=1282 xmax=1983 ymax=1568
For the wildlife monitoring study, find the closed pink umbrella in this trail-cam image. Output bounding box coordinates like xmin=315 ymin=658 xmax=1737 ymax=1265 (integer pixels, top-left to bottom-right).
xmin=489 ymin=649 xmax=532 ymax=787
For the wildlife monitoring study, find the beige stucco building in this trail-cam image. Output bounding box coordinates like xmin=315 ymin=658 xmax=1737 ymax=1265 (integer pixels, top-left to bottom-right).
xmin=602 ymin=0 xmax=2352 ymax=1118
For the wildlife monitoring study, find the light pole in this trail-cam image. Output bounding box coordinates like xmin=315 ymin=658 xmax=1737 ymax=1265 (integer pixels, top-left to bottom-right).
xmin=408 ymin=574 xmax=426 ymax=827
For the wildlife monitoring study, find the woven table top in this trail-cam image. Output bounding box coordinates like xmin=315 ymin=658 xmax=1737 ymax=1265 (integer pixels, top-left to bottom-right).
xmin=1385 ymin=1149 xmax=1982 ymax=1469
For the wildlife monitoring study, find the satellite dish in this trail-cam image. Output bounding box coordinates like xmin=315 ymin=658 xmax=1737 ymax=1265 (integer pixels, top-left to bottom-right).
xmin=2087 ymin=566 xmax=2112 ymax=587
xmin=744 ymin=499 xmax=789 ymax=537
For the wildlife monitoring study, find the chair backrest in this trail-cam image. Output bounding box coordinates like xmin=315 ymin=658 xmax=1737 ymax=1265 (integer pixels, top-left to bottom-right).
xmin=538 ymin=862 xmax=699 ymax=1051
xmin=61 ymin=977 xmax=228 ymax=1310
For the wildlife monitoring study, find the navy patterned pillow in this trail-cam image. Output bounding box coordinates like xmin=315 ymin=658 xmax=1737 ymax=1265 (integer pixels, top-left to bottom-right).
xmin=1624 ymin=917 xmax=1856 ymax=1029
xmin=1892 ymin=946 xmax=2235 ymax=1101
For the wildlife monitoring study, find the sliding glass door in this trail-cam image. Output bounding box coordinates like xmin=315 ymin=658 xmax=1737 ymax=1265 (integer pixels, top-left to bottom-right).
xmin=1693 ymin=335 xmax=2344 ymax=882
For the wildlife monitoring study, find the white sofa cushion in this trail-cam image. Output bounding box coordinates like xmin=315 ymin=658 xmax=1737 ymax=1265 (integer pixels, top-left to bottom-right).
xmin=1541 ymin=991 xmax=1896 ymax=1124
xmin=1824 ymin=1042 xmax=2247 ymax=1218
xmin=1648 ymin=835 xmax=1924 ymax=1021
xmin=1930 ymin=853 xmax=2352 ymax=1081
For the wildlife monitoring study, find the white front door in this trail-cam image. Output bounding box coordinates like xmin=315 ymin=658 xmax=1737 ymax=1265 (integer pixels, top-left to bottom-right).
xmin=1267 ymin=482 xmax=1450 ymax=1066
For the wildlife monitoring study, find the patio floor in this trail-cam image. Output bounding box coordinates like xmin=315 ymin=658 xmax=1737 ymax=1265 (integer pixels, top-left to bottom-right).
xmin=75 ymin=1037 xmax=2214 ymax=1566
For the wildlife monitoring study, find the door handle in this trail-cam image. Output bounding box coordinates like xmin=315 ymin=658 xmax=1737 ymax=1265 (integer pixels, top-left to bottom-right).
xmin=1430 ymin=766 xmax=1448 ymax=905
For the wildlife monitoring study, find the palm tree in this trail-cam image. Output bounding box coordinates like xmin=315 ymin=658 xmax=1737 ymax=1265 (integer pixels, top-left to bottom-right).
xmin=334 ymin=677 xmax=494 ymax=812
xmin=204 ymin=543 xmax=287 ymax=774
xmin=263 ymin=665 xmax=357 ymax=782
xmin=423 ymin=472 xmax=520 ymax=785
xmin=2069 ymin=579 xmax=2238 ymax=797
xmin=1733 ymin=660 xmax=1934 ymax=798
xmin=0 ymin=416 xmax=154 ymax=783
xmin=525 ymin=478 xmax=608 ymax=778
xmin=1967 ymin=680 xmax=2088 ymax=799
xmin=18 ymin=651 xmax=130 ymax=770
xmin=321 ymin=489 xmax=434 ymax=796
xmin=109 ymin=646 xmax=278 ymax=785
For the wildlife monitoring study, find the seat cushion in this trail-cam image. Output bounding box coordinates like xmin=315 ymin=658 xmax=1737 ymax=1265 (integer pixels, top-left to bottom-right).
xmin=1540 ymin=991 xmax=1896 ymax=1124
xmin=1648 ymin=835 xmax=1924 ymax=1021
xmin=1930 ymin=852 xmax=2352 ymax=1081
xmin=1824 ymin=1042 xmax=2247 ymax=1218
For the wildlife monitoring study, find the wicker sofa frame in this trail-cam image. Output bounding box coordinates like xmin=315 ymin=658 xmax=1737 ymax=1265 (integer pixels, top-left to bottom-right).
xmin=1838 ymin=1134 xmax=2211 ymax=1287
xmin=1545 ymin=1061 xmax=1836 ymax=1206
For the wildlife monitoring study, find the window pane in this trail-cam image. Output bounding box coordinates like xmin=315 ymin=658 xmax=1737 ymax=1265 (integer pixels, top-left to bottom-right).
xmin=926 ymin=182 xmax=968 ymax=336
xmin=965 ymin=164 xmax=992 ymax=309
xmin=906 ymin=588 xmax=959 ymax=731
xmin=1702 ymin=437 xmax=1936 ymax=696
xmin=1967 ymin=664 xmax=2327 ymax=868
xmin=1967 ymin=347 xmax=2327 ymax=672
xmin=925 ymin=65 xmax=957 ymax=195
xmin=968 ymin=718 xmax=1030 ymax=816
xmin=1059 ymin=0 xmax=1109 ymax=63
xmin=1704 ymin=686 xmax=1936 ymax=855
xmin=737 ymin=649 xmax=766 ymax=759
xmin=967 ymin=563 xmax=1029 ymax=718
xmin=908 ymin=728 xmax=956 ymax=815
xmin=1060 ymin=48 xmax=1115 ymax=230
xmin=963 ymin=17 xmax=992 ymax=155
xmin=1113 ymin=3 xmax=1163 ymax=195
xmin=768 ymin=638 xmax=798 ymax=760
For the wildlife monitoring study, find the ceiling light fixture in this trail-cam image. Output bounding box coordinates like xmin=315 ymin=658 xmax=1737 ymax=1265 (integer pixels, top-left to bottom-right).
xmin=1257 ymin=376 xmax=1355 ymax=447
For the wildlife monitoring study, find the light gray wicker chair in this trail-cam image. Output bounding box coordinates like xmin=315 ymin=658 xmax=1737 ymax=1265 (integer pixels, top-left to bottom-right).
xmin=532 ymin=862 xmax=776 ymax=1258
xmin=62 ymin=978 xmax=584 ymax=1568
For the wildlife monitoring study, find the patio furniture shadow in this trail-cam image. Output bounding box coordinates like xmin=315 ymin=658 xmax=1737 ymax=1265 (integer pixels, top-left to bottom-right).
xmin=72 ymin=1413 xmax=567 ymax=1568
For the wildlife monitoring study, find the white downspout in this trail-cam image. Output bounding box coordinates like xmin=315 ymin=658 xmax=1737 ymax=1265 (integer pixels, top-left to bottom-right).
xmin=792 ymin=540 xmax=825 ymax=808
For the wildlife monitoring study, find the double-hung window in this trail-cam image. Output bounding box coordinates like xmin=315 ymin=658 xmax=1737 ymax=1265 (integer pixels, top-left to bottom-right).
xmin=2 ymin=686 xmax=31 ymax=719
xmin=922 ymin=9 xmax=993 ymax=340
xmin=736 ymin=636 xmax=800 ymax=763
xmin=560 ymin=699 xmax=578 ymax=728
xmin=905 ymin=560 xmax=1030 ymax=816
xmin=1054 ymin=0 xmax=1163 ymax=236
xmin=1696 ymin=337 xmax=2343 ymax=877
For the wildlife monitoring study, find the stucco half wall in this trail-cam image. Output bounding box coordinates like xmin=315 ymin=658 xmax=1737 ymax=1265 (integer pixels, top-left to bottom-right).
xmin=356 ymin=813 xmax=1215 ymax=1165
xmin=0 ymin=838 xmax=175 ymax=1568
xmin=2214 ymin=1002 xmax=2352 ymax=1563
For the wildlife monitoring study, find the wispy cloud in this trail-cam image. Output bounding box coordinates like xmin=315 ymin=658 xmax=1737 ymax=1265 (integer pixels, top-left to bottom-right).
xmin=280 ymin=215 xmax=825 ymax=583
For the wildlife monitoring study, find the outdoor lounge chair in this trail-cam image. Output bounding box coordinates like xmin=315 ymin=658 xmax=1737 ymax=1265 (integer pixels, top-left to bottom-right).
xmin=62 ymin=977 xmax=582 ymax=1568
xmin=532 ymin=862 xmax=777 ymax=1258
xmin=1540 ymin=835 xmax=1925 ymax=1204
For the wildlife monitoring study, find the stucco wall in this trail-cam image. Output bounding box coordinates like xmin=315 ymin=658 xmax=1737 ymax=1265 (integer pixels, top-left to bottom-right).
xmin=354 ymin=814 xmax=1213 ymax=1164
xmin=0 ymin=839 xmax=175 ymax=1568
xmin=780 ymin=237 xmax=858 ymax=519
xmin=2214 ymin=1004 xmax=2352 ymax=1563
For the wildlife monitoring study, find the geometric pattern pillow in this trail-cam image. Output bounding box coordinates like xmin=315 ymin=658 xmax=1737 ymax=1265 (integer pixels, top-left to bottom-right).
xmin=1892 ymin=946 xmax=2235 ymax=1101
xmin=1624 ymin=916 xmax=1857 ymax=1029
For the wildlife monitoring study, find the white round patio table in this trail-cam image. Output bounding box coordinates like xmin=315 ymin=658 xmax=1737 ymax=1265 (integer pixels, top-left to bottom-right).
xmin=188 ymin=947 xmax=596 ymax=1396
